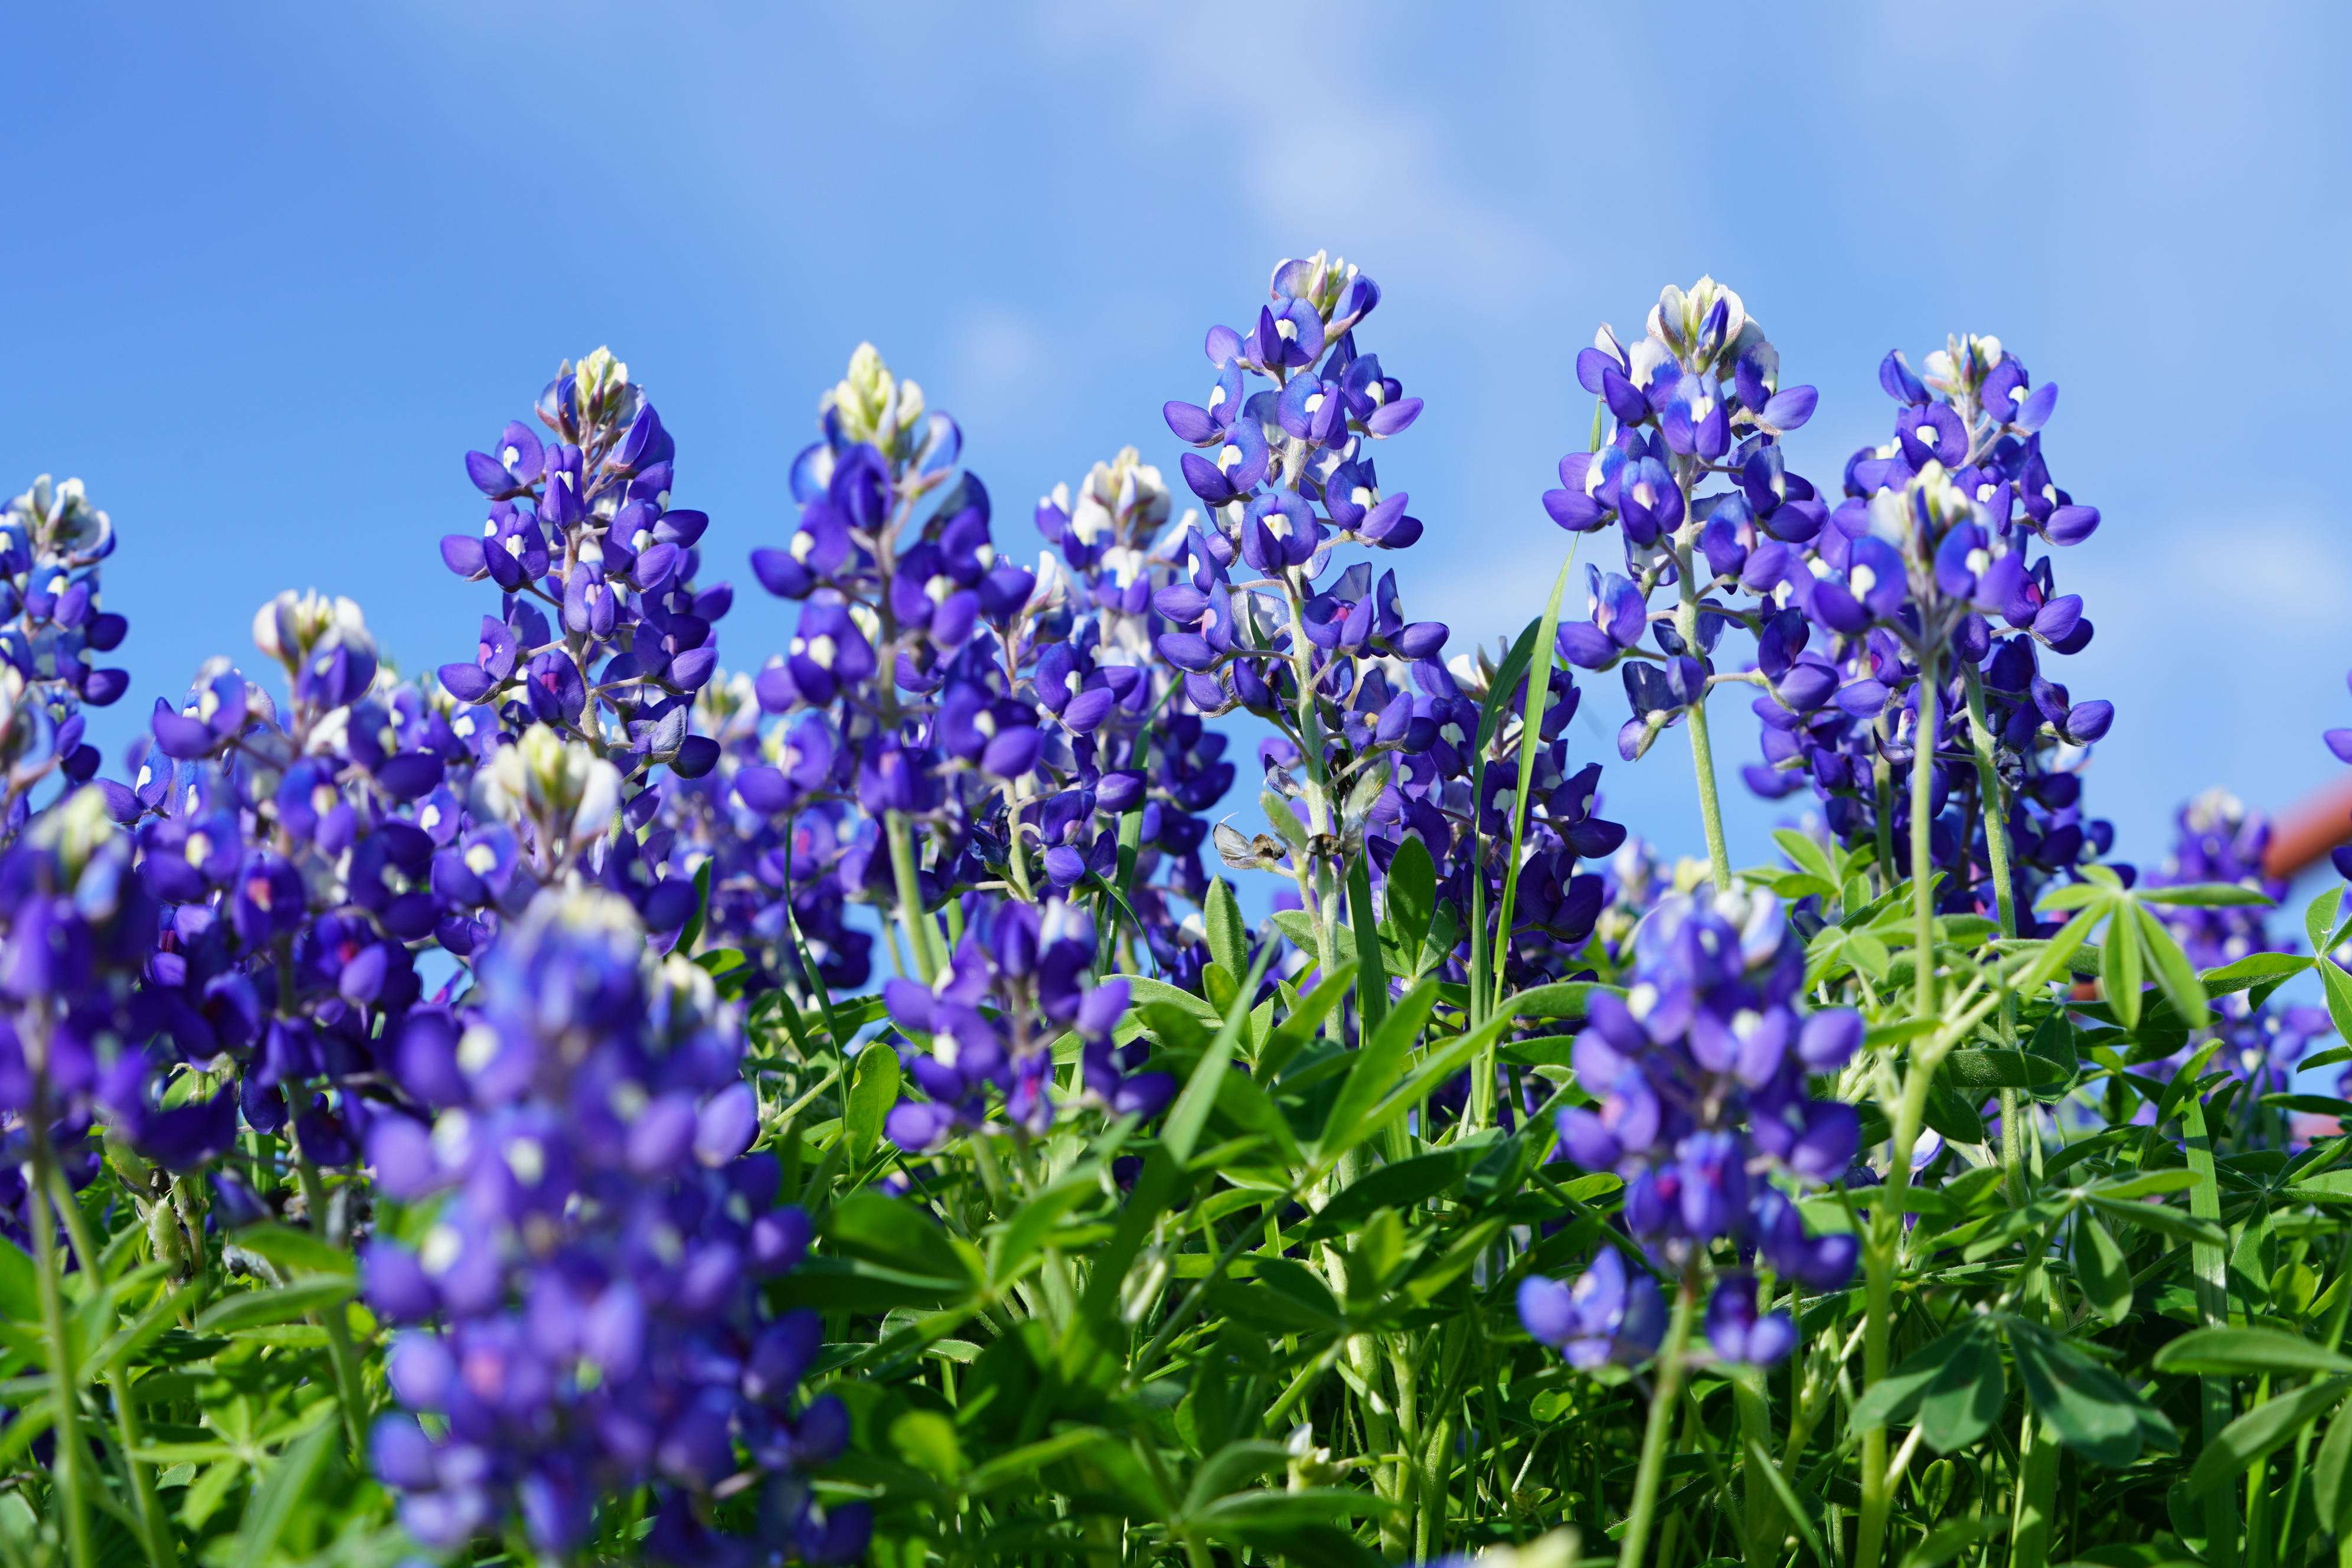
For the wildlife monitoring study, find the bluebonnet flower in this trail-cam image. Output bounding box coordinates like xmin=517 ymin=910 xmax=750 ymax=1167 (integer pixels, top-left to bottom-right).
xmin=881 ymin=897 xmax=1162 ymax=1151
xmin=99 ymin=586 xmax=703 ymax=1205
xmin=437 ymin=349 xmax=729 ymax=784
xmin=360 ymin=888 xmax=858 ymax=1564
xmin=1154 ymin=254 xmax=1453 ymax=963
xmin=1747 ymin=335 xmax=2112 ymax=920
xmin=1524 ymin=885 xmax=1862 ymax=1368
xmin=0 ymin=478 xmax=133 ymax=839
xmin=1158 ymin=253 xmax=1626 ymax=1015
xmin=1515 ymin=1247 xmax=1663 ymax=1369
xmin=0 ymin=790 xmax=172 ymax=1244
xmin=1541 ymin=279 xmax=1822 ymax=766
xmin=2147 ymin=790 xmax=2327 ymax=1111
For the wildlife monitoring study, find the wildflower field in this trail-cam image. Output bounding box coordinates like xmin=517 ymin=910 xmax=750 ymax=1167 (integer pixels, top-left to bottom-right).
xmin=2 ymin=257 xmax=2347 ymax=1568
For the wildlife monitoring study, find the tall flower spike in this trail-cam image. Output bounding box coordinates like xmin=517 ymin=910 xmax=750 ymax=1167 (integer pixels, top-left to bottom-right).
xmin=438 ymin=351 xmax=729 ymax=785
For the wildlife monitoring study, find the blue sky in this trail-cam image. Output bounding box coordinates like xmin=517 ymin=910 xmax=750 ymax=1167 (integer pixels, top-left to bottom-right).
xmin=9 ymin=0 xmax=2351 ymax=893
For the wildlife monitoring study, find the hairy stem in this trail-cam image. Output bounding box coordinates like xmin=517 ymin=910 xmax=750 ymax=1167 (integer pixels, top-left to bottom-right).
xmin=1675 ymin=547 xmax=1732 ymax=891
xmin=290 ymin=1148 xmax=370 ymax=1458
xmin=1911 ymin=649 xmax=1941 ymax=1020
xmin=884 ymin=809 xmax=939 ymax=986
xmin=1617 ymin=1274 xmax=1696 ymax=1568
xmin=27 ymin=1121 xmax=93 ymax=1568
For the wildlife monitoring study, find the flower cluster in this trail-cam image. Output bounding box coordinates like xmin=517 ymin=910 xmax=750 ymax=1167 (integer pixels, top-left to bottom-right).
xmin=1749 ymin=337 xmax=2113 ymax=917
xmin=0 ymin=790 xmax=163 ymax=1242
xmin=881 ymin=896 xmax=1161 ymax=1151
xmin=360 ymin=889 xmax=861 ymax=1564
xmin=1523 ymin=885 xmax=1862 ymax=1368
xmin=2148 ymin=791 xmax=2325 ymax=1103
xmin=747 ymin=350 xmax=1226 ymax=959
xmin=1155 ymin=256 xmax=1445 ymax=933
xmin=98 ymin=579 xmax=713 ymax=1206
xmin=0 ymin=478 xmax=133 ymax=838
xmin=1545 ymin=283 xmax=2114 ymax=923
xmin=437 ymin=348 xmax=730 ymax=783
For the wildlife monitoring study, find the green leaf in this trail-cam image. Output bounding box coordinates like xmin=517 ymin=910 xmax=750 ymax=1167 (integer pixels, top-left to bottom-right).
xmin=1774 ymin=828 xmax=1840 ymax=890
xmin=1384 ymin=835 xmax=1438 ymax=970
xmin=1897 ymin=1514 xmax=2008 ymax=1568
xmin=2203 ymin=951 xmax=2314 ymax=994
xmin=194 ymin=1278 xmax=354 ymax=1335
xmin=1326 ymin=1012 xmax=1518 ymax=1166
xmin=1205 ymin=878 xmax=1249 ymax=979
xmin=2312 ymin=883 xmax=2349 ymax=958
xmin=2288 ymin=1170 xmax=2352 ymax=1203
xmin=1303 ymin=1143 xmax=1487 ymax=1234
xmin=1941 ymin=1049 xmax=2069 ymax=1092
xmin=2152 ymin=1327 xmax=2352 ymax=1377
xmin=1850 ymin=1323 xmax=1990 ymax=1432
xmin=227 ymin=1420 xmax=335 ymax=1568
xmin=1214 ymin=1066 xmax=1301 ymax=1168
xmin=966 ymin=1426 xmax=1105 ymax=1495
xmin=2134 ymin=903 xmax=2210 ymax=1030
xmin=2141 ymin=883 xmax=2275 ymax=908
xmin=844 ymin=1044 xmax=901 ymax=1162
xmin=1066 ymin=949 xmax=1269 ymax=1369
xmin=1269 ymin=907 xmax=1356 ymax=969
xmin=1256 ymin=969 xmax=1352 ymax=1082
xmin=1504 ymin=981 xmax=1625 ymax=1021
xmin=2007 ymin=1317 xmax=2166 ymax=1466
xmin=889 ymin=1408 xmax=965 ymax=1481
xmin=2263 ymin=1093 xmax=2352 ymax=1118
xmin=2320 ymin=959 xmax=2352 ymax=1054
xmin=2072 ymin=1214 xmax=2133 ymax=1326
xmin=824 ymin=1192 xmax=979 ymax=1288
xmin=2082 ymin=1193 xmax=2227 ymax=1251
xmin=988 ymin=1174 xmax=1097 ymax=1288
xmin=1312 ymin=981 xmax=1440 ymax=1156
xmin=0 ymin=1236 xmax=37 ymax=1321
xmin=1747 ymin=1436 xmax=1830 ymax=1567
xmin=1126 ymin=975 xmax=1223 ymax=1025
xmin=1472 ymin=619 xmax=1542 ymax=758
xmin=1182 ymin=1439 xmax=1293 ymax=1515
xmin=2317 ymin=1403 xmax=2352 ymax=1537
xmin=1917 ymin=1325 xmax=2007 ymax=1453
xmin=1922 ymin=1084 xmax=1987 ymax=1147
xmin=1189 ymin=1486 xmax=1394 ymax=1530
xmin=2090 ymin=1168 xmax=2202 ymax=1200
xmin=2103 ymin=903 xmax=2144 ymax=1033
xmin=2184 ymin=1377 xmax=2350 ymax=1498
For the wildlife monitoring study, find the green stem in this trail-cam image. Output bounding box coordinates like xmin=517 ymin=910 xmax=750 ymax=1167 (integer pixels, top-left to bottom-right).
xmin=2183 ymin=1093 xmax=2242 ymax=1566
xmin=1962 ymin=669 xmax=2018 ymax=943
xmin=1734 ymin=1354 xmax=1781 ymax=1551
xmin=1278 ymin=573 xmax=1342 ymax=987
xmin=40 ymin=1168 xmax=177 ymax=1568
xmin=1910 ymin=651 xmax=1941 ymax=1020
xmin=27 ymin=1122 xmax=93 ymax=1568
xmin=290 ymin=1150 xmax=368 ymax=1458
xmin=109 ymin=1362 xmax=178 ymax=1568
xmin=1492 ymin=547 xmax=1577 ymax=1015
xmin=1858 ymin=1045 xmax=1939 ymax=1568
xmin=1675 ymin=554 xmax=1732 ymax=892
xmin=1873 ymin=756 xmax=1896 ymax=898
xmin=1616 ymin=1275 xmax=1696 ymax=1568
xmin=884 ymin=809 xmax=939 ymax=986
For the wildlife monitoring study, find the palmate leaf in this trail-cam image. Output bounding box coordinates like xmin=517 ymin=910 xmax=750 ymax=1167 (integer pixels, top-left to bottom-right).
xmin=2004 ymin=1317 xmax=2176 ymax=1466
